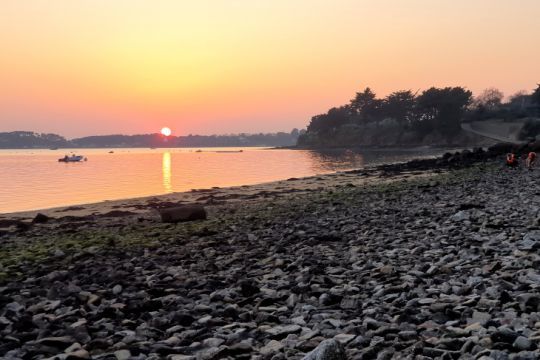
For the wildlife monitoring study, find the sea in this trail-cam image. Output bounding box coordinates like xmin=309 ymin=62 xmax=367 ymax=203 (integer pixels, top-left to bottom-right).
xmin=0 ymin=147 xmax=457 ymax=213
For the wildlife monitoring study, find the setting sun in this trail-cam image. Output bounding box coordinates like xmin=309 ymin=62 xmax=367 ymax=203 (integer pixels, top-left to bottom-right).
xmin=161 ymin=127 xmax=172 ymax=137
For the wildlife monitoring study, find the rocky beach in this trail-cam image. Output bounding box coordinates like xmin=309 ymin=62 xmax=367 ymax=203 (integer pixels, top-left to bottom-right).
xmin=2 ymin=148 xmax=540 ymax=359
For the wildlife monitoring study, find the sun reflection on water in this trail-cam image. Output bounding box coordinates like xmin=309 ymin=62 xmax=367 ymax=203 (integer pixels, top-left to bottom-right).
xmin=162 ymin=151 xmax=172 ymax=193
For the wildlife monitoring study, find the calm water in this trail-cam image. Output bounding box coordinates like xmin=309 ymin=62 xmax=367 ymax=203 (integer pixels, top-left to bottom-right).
xmin=0 ymin=147 xmax=453 ymax=213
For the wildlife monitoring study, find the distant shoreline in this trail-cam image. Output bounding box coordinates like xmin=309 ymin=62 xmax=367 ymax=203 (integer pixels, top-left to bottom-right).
xmin=0 ymin=130 xmax=301 ymax=149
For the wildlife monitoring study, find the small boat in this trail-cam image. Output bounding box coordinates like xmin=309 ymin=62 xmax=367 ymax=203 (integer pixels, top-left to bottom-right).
xmin=195 ymin=149 xmax=203 ymax=153
xmin=108 ymin=151 xmax=114 ymax=153
xmin=58 ymin=155 xmax=87 ymax=162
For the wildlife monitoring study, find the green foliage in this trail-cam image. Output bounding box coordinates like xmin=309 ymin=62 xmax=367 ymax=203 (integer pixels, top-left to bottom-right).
xmin=301 ymin=84 xmax=540 ymax=148
xmin=416 ymin=87 xmax=472 ymax=140
xmin=302 ymin=85 xmax=474 ymax=146
xmin=350 ymin=87 xmax=382 ymax=122
xmin=382 ymin=90 xmax=416 ymax=126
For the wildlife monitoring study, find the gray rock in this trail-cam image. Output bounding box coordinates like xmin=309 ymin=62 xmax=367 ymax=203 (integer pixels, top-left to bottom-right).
xmin=260 ymin=340 xmax=284 ymax=356
xmin=518 ymin=232 xmax=540 ymax=251
xmin=65 ymin=349 xmax=90 ymax=359
xmin=513 ymin=336 xmax=532 ymax=351
xmin=112 ymin=284 xmax=123 ymax=295
xmin=451 ymin=210 xmax=469 ymax=222
xmin=266 ymin=324 xmax=301 ymax=338
xmin=54 ymin=249 xmax=66 ymax=257
xmin=114 ymin=349 xmax=132 ymax=360
xmin=302 ymin=339 xmax=345 ymax=360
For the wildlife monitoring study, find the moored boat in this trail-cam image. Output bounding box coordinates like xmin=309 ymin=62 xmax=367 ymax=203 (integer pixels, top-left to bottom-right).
xmin=58 ymin=155 xmax=87 ymax=162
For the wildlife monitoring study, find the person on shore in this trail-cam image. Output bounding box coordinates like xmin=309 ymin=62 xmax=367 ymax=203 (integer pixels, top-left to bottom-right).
xmin=526 ymin=151 xmax=537 ymax=170
xmin=506 ymin=153 xmax=518 ymax=168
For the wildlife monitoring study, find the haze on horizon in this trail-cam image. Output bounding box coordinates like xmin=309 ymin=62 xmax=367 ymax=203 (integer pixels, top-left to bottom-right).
xmin=1 ymin=0 xmax=539 ymax=138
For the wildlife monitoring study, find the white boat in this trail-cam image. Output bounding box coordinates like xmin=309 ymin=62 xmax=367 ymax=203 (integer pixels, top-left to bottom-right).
xmin=58 ymin=155 xmax=87 ymax=162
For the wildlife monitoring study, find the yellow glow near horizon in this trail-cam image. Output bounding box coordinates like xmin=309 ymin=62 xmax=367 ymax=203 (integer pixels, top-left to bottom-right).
xmin=1 ymin=0 xmax=539 ymax=137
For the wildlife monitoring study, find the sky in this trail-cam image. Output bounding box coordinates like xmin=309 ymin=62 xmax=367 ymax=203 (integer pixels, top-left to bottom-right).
xmin=1 ymin=0 xmax=539 ymax=138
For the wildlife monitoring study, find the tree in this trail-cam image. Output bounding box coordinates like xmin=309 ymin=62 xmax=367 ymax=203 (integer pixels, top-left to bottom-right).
xmin=416 ymin=87 xmax=472 ymax=141
xmin=382 ymin=90 xmax=416 ymax=126
xmin=473 ymin=87 xmax=504 ymax=111
xmin=532 ymin=84 xmax=540 ymax=106
xmin=306 ymin=106 xmax=350 ymax=135
xmin=349 ymin=87 xmax=382 ymax=122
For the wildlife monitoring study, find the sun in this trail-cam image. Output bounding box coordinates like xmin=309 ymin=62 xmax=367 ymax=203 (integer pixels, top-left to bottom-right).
xmin=161 ymin=127 xmax=172 ymax=137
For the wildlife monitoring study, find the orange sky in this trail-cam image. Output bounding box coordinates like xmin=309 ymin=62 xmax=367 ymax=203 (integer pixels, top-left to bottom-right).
xmin=1 ymin=0 xmax=539 ymax=137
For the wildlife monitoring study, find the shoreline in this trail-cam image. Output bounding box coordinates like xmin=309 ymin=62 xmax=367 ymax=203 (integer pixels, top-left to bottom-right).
xmin=5 ymin=147 xmax=540 ymax=359
xmin=0 ymin=147 xmax=471 ymax=219
xmin=0 ymin=162 xmax=439 ymax=220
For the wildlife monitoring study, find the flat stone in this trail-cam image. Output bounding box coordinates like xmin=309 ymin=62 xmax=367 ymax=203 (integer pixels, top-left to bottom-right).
xmin=266 ymin=324 xmax=301 ymax=338
xmin=333 ymin=333 xmax=356 ymax=344
xmin=260 ymin=340 xmax=284 ymax=356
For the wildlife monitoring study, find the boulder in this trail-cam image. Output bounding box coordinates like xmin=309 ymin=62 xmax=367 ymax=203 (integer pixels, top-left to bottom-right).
xmin=33 ymin=213 xmax=50 ymax=223
xmin=158 ymin=205 xmax=207 ymax=223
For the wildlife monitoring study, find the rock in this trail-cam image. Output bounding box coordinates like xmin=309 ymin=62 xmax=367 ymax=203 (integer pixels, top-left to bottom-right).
xmin=202 ymin=337 xmax=224 ymax=348
xmin=319 ymin=293 xmax=341 ymax=306
xmin=158 ymin=205 xmax=207 ymax=223
xmin=518 ymin=232 xmax=540 ymax=251
xmin=37 ymin=336 xmax=75 ymax=348
xmin=238 ymin=279 xmax=260 ymax=297
xmin=33 ymin=213 xmax=49 ymax=223
xmin=260 ymin=340 xmax=284 ymax=356
xmin=54 ymin=249 xmax=66 ymax=257
xmin=491 ymin=327 xmax=518 ymax=344
xmin=517 ymin=293 xmax=540 ymax=312
xmin=468 ymin=311 xmax=491 ymax=326
xmin=114 ymin=349 xmax=131 ymax=360
xmin=265 ymin=325 xmax=302 ymax=338
xmin=451 ymin=210 xmax=469 ymax=222
xmin=64 ymin=343 xmax=83 ymax=353
xmin=173 ymin=312 xmax=195 ymax=326
xmin=333 ymin=334 xmax=356 ymax=344
xmin=112 ymin=284 xmax=123 ymax=295
xmin=65 ymin=349 xmax=90 ymax=359
xmin=339 ymin=297 xmax=358 ymax=309
xmin=302 ymin=339 xmax=346 ymax=360
xmin=509 ymin=351 xmax=539 ymax=360
xmin=513 ymin=336 xmax=532 ymax=351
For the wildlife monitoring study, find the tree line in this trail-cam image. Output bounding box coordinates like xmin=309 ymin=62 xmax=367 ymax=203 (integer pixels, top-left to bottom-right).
xmin=0 ymin=130 xmax=302 ymax=149
xmin=298 ymin=84 xmax=540 ymax=147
